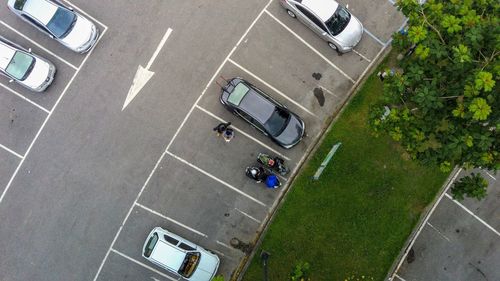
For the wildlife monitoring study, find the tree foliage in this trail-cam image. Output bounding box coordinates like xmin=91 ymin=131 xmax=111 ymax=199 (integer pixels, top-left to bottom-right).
xmin=451 ymin=173 xmax=488 ymax=201
xmin=370 ymin=0 xmax=499 ymax=174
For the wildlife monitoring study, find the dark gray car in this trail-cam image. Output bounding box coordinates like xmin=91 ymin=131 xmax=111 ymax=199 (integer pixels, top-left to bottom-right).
xmin=220 ymin=77 xmax=305 ymax=149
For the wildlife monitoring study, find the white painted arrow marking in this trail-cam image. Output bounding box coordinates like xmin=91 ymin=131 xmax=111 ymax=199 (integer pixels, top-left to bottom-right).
xmin=122 ymin=28 xmax=173 ymax=110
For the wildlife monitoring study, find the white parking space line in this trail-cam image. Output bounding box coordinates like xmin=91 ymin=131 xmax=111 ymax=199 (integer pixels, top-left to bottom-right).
xmin=135 ymin=203 xmax=208 ymax=238
xmin=426 ymin=222 xmax=451 ymax=242
xmin=216 ymin=240 xmax=235 ymax=251
xmin=264 ymin=10 xmax=355 ymax=84
xmin=394 ymin=274 xmax=407 ymax=281
xmin=0 ymin=20 xmax=78 ymax=71
xmin=0 ymin=143 xmax=23 ymax=159
xmin=110 ymin=248 xmax=177 ymax=281
xmin=195 ymin=105 xmax=291 ymax=161
xmin=0 ymin=27 xmax=107 ymax=205
xmin=235 ymin=208 xmax=261 ymax=224
xmin=363 ymin=28 xmax=386 ymax=47
xmin=445 ymin=193 xmax=500 ymax=237
xmin=166 ymin=150 xmax=267 ymax=207
xmin=317 ymin=85 xmax=338 ymax=97
xmin=228 ymin=59 xmax=319 ymax=119
xmin=63 ymin=0 xmax=108 ymax=29
xmin=485 ymin=171 xmax=496 ymax=181
xmin=0 ymin=83 xmax=50 ymax=113
xmin=352 ymin=49 xmax=371 ymax=62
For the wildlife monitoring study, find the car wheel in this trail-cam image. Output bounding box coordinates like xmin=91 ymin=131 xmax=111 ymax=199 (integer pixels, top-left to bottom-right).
xmin=328 ymin=42 xmax=342 ymax=55
xmin=287 ymin=10 xmax=296 ymax=18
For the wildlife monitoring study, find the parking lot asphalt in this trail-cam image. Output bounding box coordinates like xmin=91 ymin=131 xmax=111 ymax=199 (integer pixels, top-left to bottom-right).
xmin=394 ymin=170 xmax=500 ymax=281
xmin=0 ymin=0 xmax=406 ymax=280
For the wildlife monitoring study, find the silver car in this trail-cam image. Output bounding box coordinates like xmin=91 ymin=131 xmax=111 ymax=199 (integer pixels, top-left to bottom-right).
xmin=143 ymin=227 xmax=220 ymax=281
xmin=0 ymin=36 xmax=55 ymax=92
xmin=279 ymin=0 xmax=363 ymax=53
xmin=7 ymin=0 xmax=99 ymax=53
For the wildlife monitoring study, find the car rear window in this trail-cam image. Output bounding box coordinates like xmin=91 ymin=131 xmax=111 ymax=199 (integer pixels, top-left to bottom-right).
xmin=228 ymin=82 xmax=249 ymax=106
xmin=264 ymin=107 xmax=290 ymax=137
xmin=144 ymin=233 xmax=158 ymax=258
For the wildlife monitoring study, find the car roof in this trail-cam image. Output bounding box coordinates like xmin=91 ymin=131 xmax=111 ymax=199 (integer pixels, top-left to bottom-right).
xmin=0 ymin=41 xmax=16 ymax=70
xmin=301 ymin=0 xmax=339 ymax=22
xmin=150 ymin=240 xmax=185 ymax=271
xmin=22 ymin=0 xmax=58 ymax=25
xmin=239 ymin=89 xmax=275 ymax=124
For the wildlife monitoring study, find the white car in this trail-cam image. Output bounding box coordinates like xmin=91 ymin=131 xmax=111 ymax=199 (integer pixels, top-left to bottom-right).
xmin=0 ymin=36 xmax=55 ymax=92
xmin=280 ymin=0 xmax=363 ymax=53
xmin=7 ymin=0 xmax=99 ymax=53
xmin=143 ymin=227 xmax=220 ymax=281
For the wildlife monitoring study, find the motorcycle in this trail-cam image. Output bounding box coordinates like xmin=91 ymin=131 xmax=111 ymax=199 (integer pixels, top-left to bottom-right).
xmin=257 ymin=153 xmax=289 ymax=176
xmin=245 ymin=166 xmax=281 ymax=189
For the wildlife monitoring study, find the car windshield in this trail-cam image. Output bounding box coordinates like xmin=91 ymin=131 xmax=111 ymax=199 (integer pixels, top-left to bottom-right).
xmin=6 ymin=51 xmax=34 ymax=80
xmin=325 ymin=5 xmax=351 ymax=36
xmin=143 ymin=233 xmax=158 ymax=258
xmin=178 ymin=252 xmax=200 ymax=278
xmin=47 ymin=7 xmax=76 ymax=38
xmin=264 ymin=107 xmax=290 ymax=137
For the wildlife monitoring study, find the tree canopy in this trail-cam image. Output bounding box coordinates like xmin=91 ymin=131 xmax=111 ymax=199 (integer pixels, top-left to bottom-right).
xmin=370 ymin=0 xmax=499 ymax=173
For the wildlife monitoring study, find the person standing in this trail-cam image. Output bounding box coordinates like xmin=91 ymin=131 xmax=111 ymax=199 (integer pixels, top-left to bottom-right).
xmin=213 ymin=122 xmax=231 ymax=137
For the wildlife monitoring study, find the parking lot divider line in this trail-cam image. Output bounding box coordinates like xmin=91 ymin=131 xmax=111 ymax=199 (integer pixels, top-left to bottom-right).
xmin=216 ymin=240 xmax=236 ymax=251
xmin=445 ymin=193 xmax=500 ymax=237
xmin=165 ymin=0 xmax=274 ymax=153
xmin=166 ymin=150 xmax=268 ymax=207
xmin=235 ymin=208 xmax=261 ymax=224
xmin=426 ymin=222 xmax=451 ymax=242
xmin=263 ymin=10 xmax=355 ymax=84
xmin=363 ymin=28 xmax=386 ymax=47
xmin=318 ymin=85 xmax=339 ymax=97
xmin=63 ymin=0 xmax=108 ymax=29
xmin=353 ymin=49 xmax=371 ymax=63
xmin=391 ymin=168 xmax=462 ymax=279
xmin=394 ymin=274 xmax=407 ymax=281
xmin=0 ymin=28 xmax=107 ymax=206
xmin=195 ymin=105 xmax=291 ymax=161
xmin=0 ymin=83 xmax=50 ymax=113
xmin=227 ymin=59 xmax=320 ymax=118
xmin=485 ymin=171 xmax=496 ymax=181
xmin=135 ymin=203 xmax=208 ymax=238
xmin=110 ymin=248 xmax=176 ymax=281
xmin=0 ymin=143 xmax=23 ymax=159
xmin=0 ymin=20 xmax=78 ymax=71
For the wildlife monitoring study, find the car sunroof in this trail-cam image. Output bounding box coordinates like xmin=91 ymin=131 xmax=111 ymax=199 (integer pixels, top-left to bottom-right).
xmin=228 ymin=82 xmax=249 ymax=106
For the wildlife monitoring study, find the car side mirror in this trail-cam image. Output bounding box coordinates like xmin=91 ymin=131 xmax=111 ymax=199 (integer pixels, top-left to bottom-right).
xmin=68 ymin=6 xmax=74 ymax=11
xmin=28 ymin=48 xmax=32 ymax=53
xmin=9 ymin=79 xmax=14 ymax=83
xmin=49 ymin=35 xmax=54 ymax=39
xmin=346 ymin=4 xmax=349 ymax=9
xmin=322 ymin=32 xmax=328 ymax=36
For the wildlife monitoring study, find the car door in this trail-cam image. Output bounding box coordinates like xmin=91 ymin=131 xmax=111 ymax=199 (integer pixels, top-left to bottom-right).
xmin=295 ymin=5 xmax=330 ymax=40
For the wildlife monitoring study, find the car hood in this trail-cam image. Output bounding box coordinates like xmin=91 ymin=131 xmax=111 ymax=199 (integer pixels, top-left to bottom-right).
xmin=23 ymin=58 xmax=50 ymax=89
xmin=189 ymin=252 xmax=220 ymax=281
xmin=275 ymin=114 xmax=304 ymax=148
xmin=61 ymin=15 xmax=93 ymax=49
xmin=335 ymin=15 xmax=363 ymax=47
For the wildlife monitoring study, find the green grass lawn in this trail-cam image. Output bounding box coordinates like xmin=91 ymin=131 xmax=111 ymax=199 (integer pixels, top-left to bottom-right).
xmin=241 ymin=54 xmax=449 ymax=281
